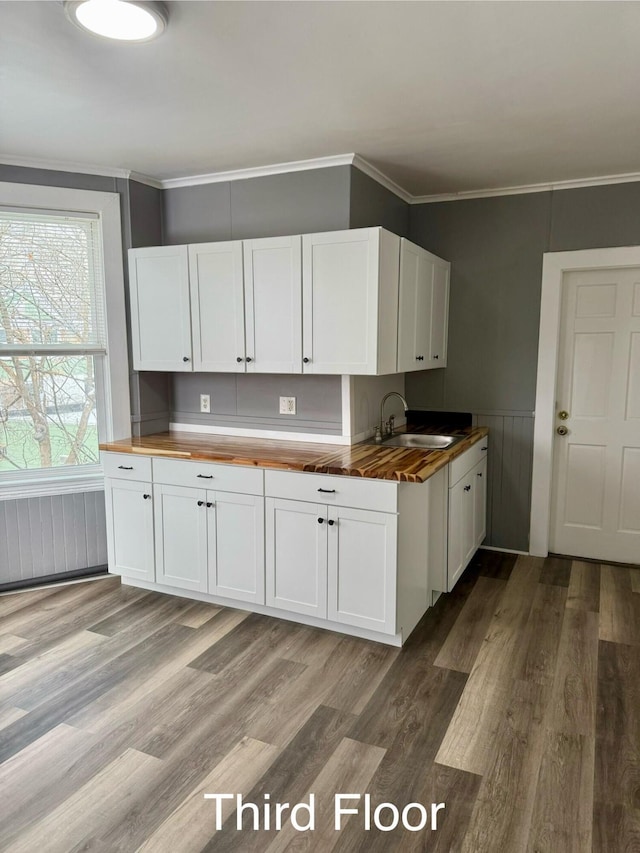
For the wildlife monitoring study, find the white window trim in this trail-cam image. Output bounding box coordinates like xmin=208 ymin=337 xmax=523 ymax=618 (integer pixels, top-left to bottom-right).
xmin=0 ymin=182 xmax=130 ymax=500
xmin=530 ymin=245 xmax=640 ymax=556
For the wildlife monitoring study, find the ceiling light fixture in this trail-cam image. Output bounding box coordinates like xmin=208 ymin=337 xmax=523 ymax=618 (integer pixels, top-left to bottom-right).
xmin=64 ymin=0 xmax=168 ymax=42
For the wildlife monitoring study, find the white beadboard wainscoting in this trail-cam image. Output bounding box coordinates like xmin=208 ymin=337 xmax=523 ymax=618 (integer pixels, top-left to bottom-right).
xmin=0 ymin=491 xmax=107 ymax=586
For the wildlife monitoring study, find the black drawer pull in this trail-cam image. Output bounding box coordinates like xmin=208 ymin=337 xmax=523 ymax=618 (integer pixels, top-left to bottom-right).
xmin=118 ymin=465 xmax=133 ymax=470
xmin=197 ymin=474 xmax=213 ymax=479
xmin=317 ymin=488 xmax=336 ymax=494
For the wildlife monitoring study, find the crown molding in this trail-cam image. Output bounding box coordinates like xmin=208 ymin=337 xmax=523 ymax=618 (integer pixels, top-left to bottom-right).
xmin=159 ymin=153 xmax=357 ymax=189
xmin=129 ymin=171 xmax=164 ymax=189
xmin=410 ymin=170 xmax=640 ymax=204
xmin=351 ymin=155 xmax=413 ymax=204
xmin=0 ymin=154 xmax=133 ymax=180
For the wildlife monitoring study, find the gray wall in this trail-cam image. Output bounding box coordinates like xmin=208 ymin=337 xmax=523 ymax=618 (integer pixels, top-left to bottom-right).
xmin=163 ymin=165 xmax=352 ymax=244
xmin=172 ymin=374 xmax=342 ymax=435
xmin=349 ymin=166 xmax=410 ymax=236
xmin=407 ymin=180 xmax=640 ymax=551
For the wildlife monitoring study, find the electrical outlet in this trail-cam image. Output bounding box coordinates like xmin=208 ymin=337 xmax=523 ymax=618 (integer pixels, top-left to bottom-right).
xmin=279 ymin=396 xmax=296 ymax=415
xmin=200 ymin=394 xmax=211 ymax=414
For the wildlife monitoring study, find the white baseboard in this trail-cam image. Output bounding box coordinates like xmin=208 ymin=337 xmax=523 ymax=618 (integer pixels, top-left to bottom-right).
xmin=479 ymin=545 xmax=530 ymax=556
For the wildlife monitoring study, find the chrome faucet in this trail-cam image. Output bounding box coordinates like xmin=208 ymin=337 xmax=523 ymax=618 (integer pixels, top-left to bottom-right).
xmin=378 ymin=392 xmax=409 ymax=440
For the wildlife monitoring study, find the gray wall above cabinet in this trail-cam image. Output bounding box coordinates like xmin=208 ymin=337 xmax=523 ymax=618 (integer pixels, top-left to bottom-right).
xmin=162 ymin=165 xmax=352 ymax=245
xmin=349 ymin=166 xmax=410 ymax=236
xmin=171 ymin=373 xmax=343 ymax=435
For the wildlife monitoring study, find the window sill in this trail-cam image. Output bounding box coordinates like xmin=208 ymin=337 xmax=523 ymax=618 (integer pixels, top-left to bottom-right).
xmin=0 ymin=469 xmax=104 ymax=501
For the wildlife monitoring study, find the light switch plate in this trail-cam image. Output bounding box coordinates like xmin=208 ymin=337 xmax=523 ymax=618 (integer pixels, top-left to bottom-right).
xmin=279 ymin=396 xmax=296 ymax=415
xmin=200 ymin=394 xmax=211 ymax=413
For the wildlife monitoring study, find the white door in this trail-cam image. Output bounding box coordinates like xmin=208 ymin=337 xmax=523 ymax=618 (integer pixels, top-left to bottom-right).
xmin=327 ymin=506 xmax=397 ymax=635
xmin=208 ymin=492 xmax=265 ymax=604
xmin=128 ymin=246 xmax=192 ymax=371
xmin=551 ymin=267 xmax=640 ymax=562
xmin=104 ymin=479 xmax=155 ymax=582
xmin=397 ymin=239 xmax=433 ymax=372
xmin=302 ymin=229 xmax=380 ymax=374
xmin=429 ymin=259 xmax=450 ymax=367
xmin=243 ymin=236 xmax=302 ymax=373
xmin=448 ymin=475 xmax=474 ymax=591
xmin=189 ymin=241 xmax=246 ymax=372
xmin=153 ymin=483 xmax=208 ymax=592
xmin=265 ymin=498 xmax=327 ymax=618
xmin=473 ymin=457 xmax=487 ymax=548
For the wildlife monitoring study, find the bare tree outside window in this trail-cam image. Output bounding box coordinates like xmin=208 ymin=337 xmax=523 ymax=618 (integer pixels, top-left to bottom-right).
xmin=0 ymin=213 xmax=104 ymax=471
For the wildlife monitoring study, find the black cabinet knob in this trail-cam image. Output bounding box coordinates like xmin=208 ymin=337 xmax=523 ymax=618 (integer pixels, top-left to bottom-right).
xmin=481 ymin=446 xmax=488 ymax=451
xmin=477 ymin=472 xmax=483 ymax=478
xmin=318 ymin=517 xmax=324 ymax=524
xmin=415 ymin=355 xmax=424 ymax=361
xmin=236 ymin=357 xmax=243 ymax=363
xmin=464 ymin=485 xmax=471 ymax=492
xmin=328 ymin=519 xmax=335 ymax=526
xmin=206 ymin=502 xmax=213 ymax=508
xmin=303 ymin=357 xmax=310 ymax=363
xmin=433 ymin=354 xmax=439 ymax=359
xmin=183 ymin=356 xmax=190 ymax=362
xmin=143 ymin=494 xmax=151 ymax=500
xmin=197 ymin=500 xmax=205 ymax=507
xmin=246 ymin=357 xmax=252 ymax=362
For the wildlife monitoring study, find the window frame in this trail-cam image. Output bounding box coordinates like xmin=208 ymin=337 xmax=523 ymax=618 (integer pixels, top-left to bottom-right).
xmin=0 ymin=182 xmax=130 ymax=500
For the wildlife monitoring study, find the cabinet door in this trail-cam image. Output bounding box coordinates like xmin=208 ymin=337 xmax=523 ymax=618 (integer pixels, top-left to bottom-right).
xmin=428 ymin=259 xmax=450 ymax=368
xmin=473 ymin=457 xmax=487 ymax=549
xmin=153 ymin=483 xmax=208 ymax=592
xmin=208 ymin=492 xmax=265 ymax=604
xmin=447 ymin=475 xmax=475 ymax=591
xmin=104 ymin=479 xmax=155 ymax=582
xmin=327 ymin=506 xmax=397 ymax=635
xmin=265 ymin=498 xmax=327 ymax=618
xmin=128 ymin=246 xmax=192 ymax=371
xmin=243 ymin=236 xmax=302 ymax=374
xmin=302 ymin=229 xmax=380 ymax=374
xmin=189 ymin=242 xmax=246 ymax=372
xmin=397 ymin=240 xmax=434 ymax=373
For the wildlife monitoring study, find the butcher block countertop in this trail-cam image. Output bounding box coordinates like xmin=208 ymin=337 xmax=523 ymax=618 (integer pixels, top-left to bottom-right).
xmin=100 ymin=426 xmax=488 ymax=484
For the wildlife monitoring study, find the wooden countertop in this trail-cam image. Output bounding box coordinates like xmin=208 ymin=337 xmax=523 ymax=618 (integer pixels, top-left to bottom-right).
xmin=99 ymin=426 xmax=488 ymax=484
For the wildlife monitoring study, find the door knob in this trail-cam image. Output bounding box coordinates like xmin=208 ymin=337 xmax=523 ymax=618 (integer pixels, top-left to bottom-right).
xmin=558 ymin=410 xmax=569 ymax=420
xmin=556 ymin=425 xmax=568 ymax=436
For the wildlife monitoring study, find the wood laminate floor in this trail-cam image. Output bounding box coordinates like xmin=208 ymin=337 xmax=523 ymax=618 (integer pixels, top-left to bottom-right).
xmin=0 ymin=552 xmax=639 ymax=852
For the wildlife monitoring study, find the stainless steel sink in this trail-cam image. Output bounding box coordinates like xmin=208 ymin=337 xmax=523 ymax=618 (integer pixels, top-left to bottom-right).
xmin=381 ymin=433 xmax=462 ymax=450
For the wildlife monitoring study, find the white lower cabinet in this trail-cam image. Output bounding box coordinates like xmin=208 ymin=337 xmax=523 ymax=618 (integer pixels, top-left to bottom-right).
xmin=153 ymin=483 xmax=209 ymax=593
xmin=447 ymin=445 xmax=488 ymax=591
xmin=104 ymin=477 xmax=155 ymax=583
xmin=327 ymin=505 xmax=397 ymax=635
xmin=209 ymin=491 xmax=264 ymax=604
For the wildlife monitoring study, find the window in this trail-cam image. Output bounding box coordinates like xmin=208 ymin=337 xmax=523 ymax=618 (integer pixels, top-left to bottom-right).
xmin=0 ymin=183 xmax=130 ymax=499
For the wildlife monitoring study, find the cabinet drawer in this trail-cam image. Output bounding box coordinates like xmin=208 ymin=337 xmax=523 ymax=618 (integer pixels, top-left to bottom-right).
xmin=152 ymin=457 xmax=263 ymax=495
xmin=102 ymin=452 xmax=152 ymax=482
xmin=449 ymin=439 xmax=489 ymax=488
xmin=265 ymin=470 xmax=397 ymax=513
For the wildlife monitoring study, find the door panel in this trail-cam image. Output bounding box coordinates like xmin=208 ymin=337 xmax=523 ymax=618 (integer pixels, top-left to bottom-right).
xmin=265 ymin=498 xmax=327 ymax=618
xmin=209 ymin=492 xmax=265 ymax=604
xmin=154 ymin=483 xmax=208 ymax=592
xmin=189 ymin=242 xmax=245 ymax=372
xmin=104 ymin=479 xmax=154 ymax=582
xmin=551 ymin=266 xmax=640 ymax=562
xmin=429 ymin=260 xmax=449 ymax=367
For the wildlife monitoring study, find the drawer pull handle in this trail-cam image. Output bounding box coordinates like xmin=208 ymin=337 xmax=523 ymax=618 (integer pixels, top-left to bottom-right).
xmin=143 ymin=494 xmax=151 ymax=500
xmin=118 ymin=465 xmax=133 ymax=470
xmin=197 ymin=474 xmax=214 ymax=479
xmin=481 ymin=446 xmax=488 ymax=451
xmin=197 ymin=500 xmax=205 ymax=507
xmin=464 ymin=485 xmax=471 ymax=492
xmin=206 ymin=502 xmax=214 ymax=508
xmin=317 ymin=488 xmax=336 ymax=494
xmin=318 ymin=517 xmax=324 ymax=524
xmin=328 ymin=519 xmax=335 ymax=526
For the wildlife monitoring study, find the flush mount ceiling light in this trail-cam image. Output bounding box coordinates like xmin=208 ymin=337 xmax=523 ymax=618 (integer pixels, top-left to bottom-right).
xmin=64 ymin=0 xmax=168 ymax=42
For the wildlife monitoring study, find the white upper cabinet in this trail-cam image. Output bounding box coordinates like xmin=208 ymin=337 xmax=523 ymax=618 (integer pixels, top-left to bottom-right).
xmin=302 ymin=228 xmax=400 ymax=375
xmin=243 ymin=236 xmax=302 ymax=374
xmin=189 ymin=241 xmax=245 ymax=372
xmin=397 ymin=239 xmax=450 ymax=373
xmin=129 ymin=246 xmax=192 ymax=371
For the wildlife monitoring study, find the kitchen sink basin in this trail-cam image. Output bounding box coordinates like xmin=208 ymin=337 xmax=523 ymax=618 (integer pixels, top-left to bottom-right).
xmin=381 ymin=433 xmax=462 ymax=450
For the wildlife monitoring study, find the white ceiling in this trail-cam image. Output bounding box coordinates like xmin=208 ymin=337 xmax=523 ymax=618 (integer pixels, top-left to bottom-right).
xmin=2 ymin=1 xmax=640 ymax=196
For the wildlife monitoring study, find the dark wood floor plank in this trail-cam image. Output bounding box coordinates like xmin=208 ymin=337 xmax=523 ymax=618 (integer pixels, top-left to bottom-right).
xmin=600 ymin=564 xmax=640 ymax=646
xmin=540 ymin=555 xmax=572 ymax=587
xmin=592 ymin=802 xmax=640 ymax=852
xmin=434 ymin=575 xmax=506 ymax=673
xmin=471 ymin=548 xmax=517 ymax=580
xmin=515 ymin=582 xmax=567 ymax=685
xmin=566 ymin=560 xmax=600 ymax=612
